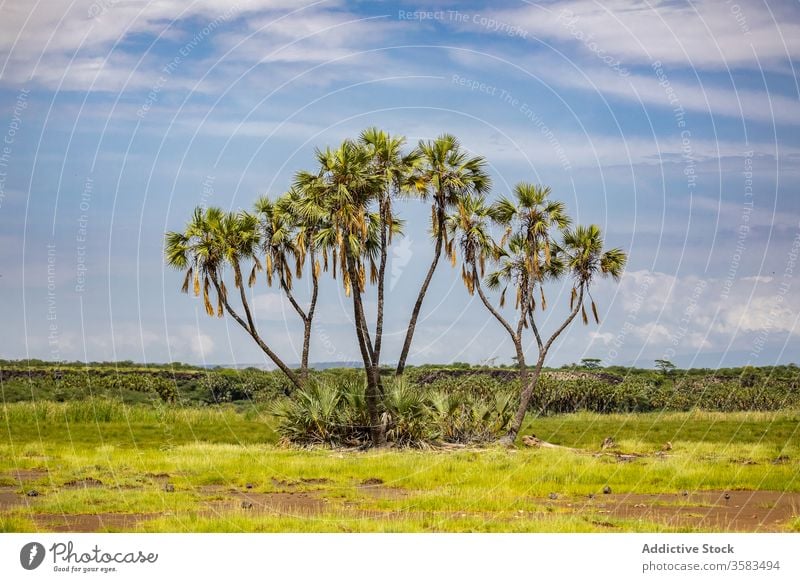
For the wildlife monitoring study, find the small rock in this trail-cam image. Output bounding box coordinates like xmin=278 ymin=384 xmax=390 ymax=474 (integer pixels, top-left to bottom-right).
xmin=245 ymin=483 xmax=255 ymax=489
xmin=682 ymin=490 xmax=689 ymax=497
xmin=163 ymin=483 xmax=175 ymax=493
xmin=662 ymin=441 xmax=673 ymax=451
xmin=26 ymin=489 xmax=40 ymax=497
xmin=240 ymin=501 xmax=253 ymax=509
xmin=548 ymin=492 xmax=558 ymax=500
xmin=723 ymin=492 xmax=731 ymax=501
xmin=587 ymin=493 xmax=595 ymax=499
xmin=602 ymin=485 xmax=612 ymax=495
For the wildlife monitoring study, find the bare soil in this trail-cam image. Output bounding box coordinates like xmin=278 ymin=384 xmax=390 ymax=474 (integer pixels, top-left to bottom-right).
xmin=0 ymin=468 xmax=49 ymax=483
xmin=549 ymin=490 xmax=800 ymax=532
xmin=4 ymin=479 xmax=798 ymax=532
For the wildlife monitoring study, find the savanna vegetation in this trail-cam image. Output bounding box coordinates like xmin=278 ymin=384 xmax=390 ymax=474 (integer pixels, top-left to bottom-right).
xmin=2 ymin=361 xmax=799 ymax=532
xmin=164 ymin=129 xmax=628 ymax=447
xmin=2 ymin=130 xmax=797 ymax=532
xmin=1 ymin=397 xmax=798 ymax=533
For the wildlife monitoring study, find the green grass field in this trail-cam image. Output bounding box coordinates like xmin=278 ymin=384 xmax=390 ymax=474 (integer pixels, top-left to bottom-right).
xmin=2 ymin=402 xmax=798 ymax=533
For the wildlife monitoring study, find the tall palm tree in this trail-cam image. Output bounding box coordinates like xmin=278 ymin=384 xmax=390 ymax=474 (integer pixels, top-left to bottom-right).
xmin=359 ymin=128 xmax=419 ymax=374
xmin=396 ymin=134 xmax=490 ymax=376
xmin=165 ymin=207 xmax=302 ymax=390
xmin=295 ymin=139 xmax=388 ymax=445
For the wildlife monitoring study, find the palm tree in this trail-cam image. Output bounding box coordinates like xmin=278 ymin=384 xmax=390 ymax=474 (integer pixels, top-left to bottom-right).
xmin=165 ymin=207 xmax=302 ymax=390
xmin=358 ymin=128 xmax=419 ymax=375
xmin=254 ymin=190 xmax=320 ymax=381
xmin=448 ymin=184 xmax=626 ymax=444
xmin=501 ymin=223 xmax=627 ymax=444
xmin=396 ymin=134 xmax=490 ymax=376
xmin=295 ymin=139 xmax=388 ymax=445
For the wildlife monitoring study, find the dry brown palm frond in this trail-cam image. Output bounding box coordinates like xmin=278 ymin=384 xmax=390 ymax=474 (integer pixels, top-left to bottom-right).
xmin=592 ymin=300 xmax=600 ymax=324
xmin=181 ymin=267 xmax=192 ymax=294
xmin=540 ymin=286 xmax=547 ymax=310
xmin=581 ymin=304 xmax=589 ymax=325
xmin=203 ymin=276 xmax=214 ymax=316
xmin=193 ymin=270 xmax=200 ymax=296
xmin=369 ymin=259 xmax=378 ymax=285
xmin=248 ymin=264 xmax=257 ymax=287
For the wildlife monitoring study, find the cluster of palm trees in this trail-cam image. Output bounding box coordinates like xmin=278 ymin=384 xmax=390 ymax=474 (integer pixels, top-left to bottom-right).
xmin=165 ymin=128 xmax=626 ymax=446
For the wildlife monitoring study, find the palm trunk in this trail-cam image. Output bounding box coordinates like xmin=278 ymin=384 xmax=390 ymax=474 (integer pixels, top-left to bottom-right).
xmin=209 ymin=272 xmax=302 ymax=390
xmin=300 ymin=250 xmax=320 ymax=382
xmin=396 ymin=204 xmax=444 ymax=376
xmin=373 ymin=197 xmax=389 ymax=395
xmin=501 ymin=284 xmax=585 ymax=444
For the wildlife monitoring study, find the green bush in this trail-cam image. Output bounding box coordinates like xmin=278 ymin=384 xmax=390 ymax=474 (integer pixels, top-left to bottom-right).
xmin=271 ymin=379 xmax=513 ymax=447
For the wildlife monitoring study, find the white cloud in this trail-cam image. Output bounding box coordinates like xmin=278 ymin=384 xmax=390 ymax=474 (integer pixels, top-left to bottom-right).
xmin=0 ymin=0 xmax=384 ymax=91
xmin=489 ymin=0 xmax=800 ymax=71
xmin=616 ymin=268 xmax=800 ymax=355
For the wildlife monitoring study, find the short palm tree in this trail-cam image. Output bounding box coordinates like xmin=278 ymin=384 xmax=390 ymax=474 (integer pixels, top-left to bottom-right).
xmin=396 ymin=134 xmax=490 ymax=376
xmin=448 ymin=182 xmax=627 ymax=444
xmin=254 ymin=191 xmax=320 ymax=381
xmin=501 ymin=222 xmax=627 ymax=443
xmin=165 ymin=207 xmax=302 ymax=389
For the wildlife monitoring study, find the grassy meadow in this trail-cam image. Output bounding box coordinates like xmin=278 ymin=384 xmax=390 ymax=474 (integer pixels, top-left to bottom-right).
xmin=1 ymin=393 xmax=798 ymax=533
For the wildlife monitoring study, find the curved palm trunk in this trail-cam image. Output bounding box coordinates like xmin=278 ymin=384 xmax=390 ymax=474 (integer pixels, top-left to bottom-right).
xmin=396 ymin=205 xmax=444 ymax=376
xmin=300 ymin=250 xmax=320 ymax=382
xmin=501 ymin=285 xmax=585 ymax=445
xmin=472 ymin=263 xmax=529 ymax=427
xmin=209 ymin=272 xmax=302 ymax=390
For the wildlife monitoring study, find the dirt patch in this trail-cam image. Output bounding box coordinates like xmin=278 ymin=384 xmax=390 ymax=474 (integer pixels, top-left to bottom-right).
xmin=63 ymin=478 xmax=104 ymax=489
xmin=33 ymin=513 xmax=159 ymax=532
xmin=0 ymin=468 xmax=49 ymax=484
xmin=552 ymin=490 xmax=800 ymax=532
xmin=361 ymin=478 xmax=384 ymax=486
xmin=0 ymin=487 xmax=28 ymax=510
xmin=357 ymin=484 xmax=408 ymax=499
xmin=206 ymin=489 xmax=326 ymax=514
xmin=270 ymin=477 xmax=331 ymax=489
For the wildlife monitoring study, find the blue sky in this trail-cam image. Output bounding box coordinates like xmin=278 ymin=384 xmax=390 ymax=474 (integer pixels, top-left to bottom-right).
xmin=1 ymin=0 xmax=799 ymax=368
